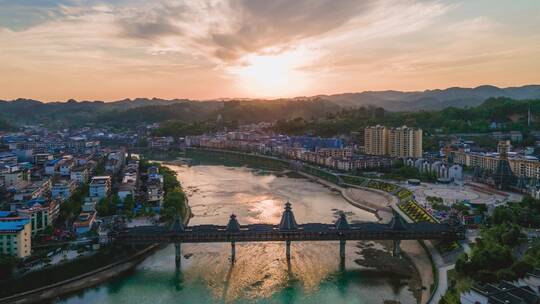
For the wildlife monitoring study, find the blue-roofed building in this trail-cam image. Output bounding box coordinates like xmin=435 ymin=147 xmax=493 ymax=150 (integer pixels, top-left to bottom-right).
xmin=0 ymin=211 xmax=16 ymax=218
xmin=287 ymin=136 xmax=344 ymax=150
xmin=0 ymin=152 xmax=18 ymax=166
xmin=0 ymin=217 xmax=31 ymax=257
xmin=45 ymin=159 xmax=61 ymax=175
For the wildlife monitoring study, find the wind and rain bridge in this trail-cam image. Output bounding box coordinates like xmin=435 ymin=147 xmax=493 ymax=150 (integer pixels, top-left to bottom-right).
xmin=115 ymin=202 xmax=464 ymax=268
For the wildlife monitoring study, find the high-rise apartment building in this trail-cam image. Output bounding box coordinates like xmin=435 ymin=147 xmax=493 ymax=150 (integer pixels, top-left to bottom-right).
xmin=364 ymin=125 xmax=388 ymax=156
xmin=364 ymin=125 xmax=422 ymax=158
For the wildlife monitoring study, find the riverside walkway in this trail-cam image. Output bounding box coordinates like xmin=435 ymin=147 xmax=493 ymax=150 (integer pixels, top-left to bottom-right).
xmin=114 ymin=202 xmax=464 ymax=268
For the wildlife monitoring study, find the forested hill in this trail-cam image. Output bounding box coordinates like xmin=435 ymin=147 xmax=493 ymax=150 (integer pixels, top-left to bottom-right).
xmin=0 ymin=84 xmax=539 ymax=128
xmin=274 ymin=97 xmax=540 ymax=137
xmin=0 ymin=97 xmax=341 ymax=128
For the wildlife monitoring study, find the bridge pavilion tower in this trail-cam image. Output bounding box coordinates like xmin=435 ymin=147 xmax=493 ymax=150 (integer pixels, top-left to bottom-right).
xmin=171 ymin=216 xmax=184 ymax=269
xmin=279 ymin=201 xmax=298 ymax=260
xmin=227 ymin=214 xmax=241 ymax=263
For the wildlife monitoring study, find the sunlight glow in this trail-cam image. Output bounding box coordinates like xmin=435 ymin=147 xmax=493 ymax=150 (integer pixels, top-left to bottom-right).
xmin=229 ymin=50 xmax=312 ymax=98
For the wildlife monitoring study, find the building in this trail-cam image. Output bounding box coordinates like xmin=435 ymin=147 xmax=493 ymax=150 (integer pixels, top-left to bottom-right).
xmin=364 ymin=125 xmax=388 ymax=156
xmin=365 ymin=125 xmax=422 ymax=158
xmin=146 ymin=177 xmax=164 ymax=205
xmin=17 ymin=204 xmax=51 ymax=236
xmin=0 ymin=217 xmax=31 ymax=258
xmin=44 ymin=159 xmax=61 ymax=175
xmin=461 ymin=280 xmax=539 ymax=304
xmin=33 ymin=153 xmax=53 ymax=166
xmin=73 ymin=212 xmax=96 ymax=235
xmin=59 ymin=158 xmax=74 ymax=176
xmin=450 ymin=150 xmax=540 ymax=180
xmin=51 ymin=180 xmax=77 ymax=200
xmin=89 ymin=176 xmax=111 ymax=198
xmin=12 ymin=180 xmax=51 ymax=204
xmin=118 ymin=182 xmax=136 ymax=202
xmin=70 ymin=166 xmax=89 ymax=184
xmin=387 ymin=126 xmax=423 ymax=158
xmin=0 ymin=152 xmax=18 ymax=166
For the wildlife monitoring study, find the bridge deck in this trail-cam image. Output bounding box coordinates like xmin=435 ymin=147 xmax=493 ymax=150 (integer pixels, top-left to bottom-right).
xmin=115 ymin=222 xmax=464 ymax=244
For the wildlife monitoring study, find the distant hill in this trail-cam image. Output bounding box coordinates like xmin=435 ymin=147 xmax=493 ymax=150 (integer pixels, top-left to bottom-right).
xmin=320 ymin=85 xmax=540 ymax=111
xmin=1 ymin=85 xmax=539 ymax=127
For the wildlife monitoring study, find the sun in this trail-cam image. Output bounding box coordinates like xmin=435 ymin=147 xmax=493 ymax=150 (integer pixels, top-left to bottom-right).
xmin=229 ymin=50 xmax=311 ymax=98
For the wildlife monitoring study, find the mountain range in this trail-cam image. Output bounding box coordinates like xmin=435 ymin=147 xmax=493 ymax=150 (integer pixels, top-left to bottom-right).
xmin=1 ymin=85 xmax=539 ymax=127
xmin=317 ymin=85 xmax=540 ymax=111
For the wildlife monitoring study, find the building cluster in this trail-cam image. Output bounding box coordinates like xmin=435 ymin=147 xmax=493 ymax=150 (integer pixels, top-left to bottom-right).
xmin=447 ymin=140 xmax=540 ymax=196
xmin=364 ymin=125 xmax=423 ymax=158
xmin=0 ymin=128 xmax=130 ymax=258
xmin=186 ymin=127 xmax=393 ymax=172
xmin=404 ymin=158 xmax=463 ymax=182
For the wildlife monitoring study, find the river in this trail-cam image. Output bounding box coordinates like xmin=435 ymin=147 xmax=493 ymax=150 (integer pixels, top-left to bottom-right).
xmin=57 ymin=164 xmax=420 ymax=304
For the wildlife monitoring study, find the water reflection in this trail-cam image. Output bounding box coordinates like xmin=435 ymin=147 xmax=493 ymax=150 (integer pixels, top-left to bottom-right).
xmin=57 ymin=165 xmax=419 ymax=304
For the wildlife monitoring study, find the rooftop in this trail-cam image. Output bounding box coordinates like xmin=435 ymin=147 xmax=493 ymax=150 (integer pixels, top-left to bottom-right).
xmin=0 ymin=217 xmax=30 ymax=233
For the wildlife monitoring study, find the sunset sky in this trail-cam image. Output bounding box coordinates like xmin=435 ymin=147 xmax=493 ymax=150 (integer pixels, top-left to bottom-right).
xmin=1 ymin=0 xmax=539 ymax=102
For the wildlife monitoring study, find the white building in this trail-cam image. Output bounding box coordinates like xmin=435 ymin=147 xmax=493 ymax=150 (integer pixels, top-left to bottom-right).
xmin=89 ymin=176 xmax=111 ymax=198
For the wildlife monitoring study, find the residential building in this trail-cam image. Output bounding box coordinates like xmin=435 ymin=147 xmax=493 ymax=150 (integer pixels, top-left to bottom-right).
xmin=450 ymin=150 xmax=540 ymax=179
xmin=365 ymin=125 xmax=423 ymax=158
xmin=12 ymin=180 xmax=51 ymax=204
xmin=70 ymin=166 xmax=89 ymax=184
xmin=51 ymin=180 xmax=77 ymax=200
xmin=364 ymin=125 xmax=388 ymax=156
xmin=89 ymin=176 xmax=111 ymax=198
xmin=146 ymin=173 xmax=164 ymax=205
xmin=0 ymin=217 xmax=31 ymax=258
xmin=59 ymin=158 xmax=74 ymax=176
xmin=0 ymin=152 xmax=18 ymax=166
xmin=387 ymin=126 xmax=423 ymax=158
xmin=73 ymin=212 xmax=96 ymax=235
xmin=33 ymin=153 xmax=53 ymax=166
xmin=17 ymin=204 xmax=51 ymax=236
xmin=44 ymin=159 xmax=61 ymax=175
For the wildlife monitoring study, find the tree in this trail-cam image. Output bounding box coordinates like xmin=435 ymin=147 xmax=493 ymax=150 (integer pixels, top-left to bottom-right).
xmin=161 ymin=189 xmax=187 ymax=223
xmin=123 ymin=194 xmax=135 ymax=218
xmin=0 ymin=255 xmax=19 ymax=280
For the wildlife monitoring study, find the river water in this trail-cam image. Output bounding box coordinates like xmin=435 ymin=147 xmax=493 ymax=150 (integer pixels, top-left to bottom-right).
xmin=57 ymin=165 xmax=419 ymax=304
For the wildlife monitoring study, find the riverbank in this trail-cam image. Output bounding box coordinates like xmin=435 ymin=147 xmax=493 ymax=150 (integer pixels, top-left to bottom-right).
xmin=294 ymin=170 xmax=393 ymax=223
xmin=0 ymin=161 xmax=193 ymax=304
xmin=0 ymin=245 xmax=158 ymax=304
xmin=295 ymin=168 xmax=432 ymax=304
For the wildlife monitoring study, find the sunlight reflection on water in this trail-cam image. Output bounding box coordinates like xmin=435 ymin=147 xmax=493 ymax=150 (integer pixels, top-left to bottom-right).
xmin=57 ymin=165 xmax=418 ymax=304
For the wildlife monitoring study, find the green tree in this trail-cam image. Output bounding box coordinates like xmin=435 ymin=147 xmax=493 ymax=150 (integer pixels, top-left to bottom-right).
xmin=161 ymin=189 xmax=187 ymax=223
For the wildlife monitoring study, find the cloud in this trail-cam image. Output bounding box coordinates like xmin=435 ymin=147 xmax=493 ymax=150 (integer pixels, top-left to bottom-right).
xmin=111 ymin=0 xmax=377 ymax=61
xmin=206 ymin=0 xmax=377 ymax=61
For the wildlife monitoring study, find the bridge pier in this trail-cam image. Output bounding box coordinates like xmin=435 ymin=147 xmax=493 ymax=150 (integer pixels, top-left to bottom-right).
xmin=231 ymin=241 xmax=236 ymax=264
xmin=175 ymin=243 xmax=182 ymax=269
xmin=392 ymin=240 xmax=401 ymax=257
xmin=339 ymin=239 xmax=346 ymax=270
xmin=339 ymin=239 xmax=346 ymax=259
xmin=286 ymin=240 xmax=291 ymax=261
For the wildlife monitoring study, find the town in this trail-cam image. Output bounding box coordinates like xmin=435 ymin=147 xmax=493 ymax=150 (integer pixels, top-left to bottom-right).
xmin=0 ymin=120 xmax=540 ymax=304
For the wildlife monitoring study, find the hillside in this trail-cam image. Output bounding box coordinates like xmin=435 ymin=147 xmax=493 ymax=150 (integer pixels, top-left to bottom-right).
xmin=275 ymin=97 xmax=540 ymax=138
xmin=0 ymin=85 xmax=538 ymax=127
xmin=320 ymin=85 xmax=540 ymax=111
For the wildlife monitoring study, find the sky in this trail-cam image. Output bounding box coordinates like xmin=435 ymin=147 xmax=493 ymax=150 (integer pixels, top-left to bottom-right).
xmin=0 ymin=0 xmax=539 ymax=102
